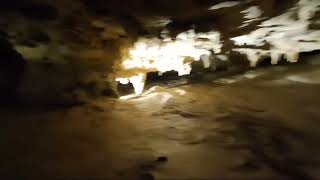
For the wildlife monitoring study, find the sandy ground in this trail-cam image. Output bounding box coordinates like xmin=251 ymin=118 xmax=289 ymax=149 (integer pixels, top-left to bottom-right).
xmin=1 ymin=59 xmax=320 ymax=179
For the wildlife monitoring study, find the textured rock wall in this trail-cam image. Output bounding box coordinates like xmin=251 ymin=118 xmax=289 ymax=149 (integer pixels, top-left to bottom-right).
xmin=0 ymin=0 xmax=319 ymax=104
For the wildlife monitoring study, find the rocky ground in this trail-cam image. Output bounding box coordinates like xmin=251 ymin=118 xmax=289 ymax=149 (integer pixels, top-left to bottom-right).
xmin=1 ymin=56 xmax=320 ymax=179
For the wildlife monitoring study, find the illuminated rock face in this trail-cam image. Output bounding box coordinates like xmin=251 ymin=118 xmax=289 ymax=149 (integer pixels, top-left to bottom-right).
xmin=114 ymin=0 xmax=320 ymax=95
xmin=0 ymin=0 xmax=319 ymax=101
xmin=232 ymin=0 xmax=320 ymax=66
xmin=115 ymin=30 xmax=221 ymax=94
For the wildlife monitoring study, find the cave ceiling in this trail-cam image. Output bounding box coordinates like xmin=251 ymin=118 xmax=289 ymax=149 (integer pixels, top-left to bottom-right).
xmin=0 ymin=0 xmax=319 ymax=73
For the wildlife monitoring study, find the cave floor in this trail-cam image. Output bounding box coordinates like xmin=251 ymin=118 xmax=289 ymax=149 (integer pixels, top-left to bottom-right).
xmin=1 ymin=60 xmax=320 ymax=180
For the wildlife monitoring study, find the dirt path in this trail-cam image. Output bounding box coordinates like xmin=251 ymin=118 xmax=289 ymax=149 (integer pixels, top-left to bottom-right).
xmin=1 ymin=60 xmax=320 ymax=179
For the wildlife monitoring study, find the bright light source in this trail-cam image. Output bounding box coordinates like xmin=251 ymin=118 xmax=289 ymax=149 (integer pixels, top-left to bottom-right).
xmin=115 ymin=30 xmax=221 ymax=95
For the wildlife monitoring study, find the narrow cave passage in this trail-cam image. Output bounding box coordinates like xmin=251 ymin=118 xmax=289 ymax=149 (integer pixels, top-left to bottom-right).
xmin=0 ymin=0 xmax=320 ymax=179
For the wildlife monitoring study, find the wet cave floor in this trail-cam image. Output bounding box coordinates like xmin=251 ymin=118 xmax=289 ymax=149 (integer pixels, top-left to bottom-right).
xmin=1 ymin=60 xmax=320 ymax=180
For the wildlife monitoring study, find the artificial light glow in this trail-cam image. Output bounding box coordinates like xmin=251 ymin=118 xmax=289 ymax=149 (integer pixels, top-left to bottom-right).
xmin=116 ymin=73 xmax=146 ymax=95
xmin=129 ymin=73 xmax=146 ymax=95
xmin=115 ymin=30 xmax=221 ymax=95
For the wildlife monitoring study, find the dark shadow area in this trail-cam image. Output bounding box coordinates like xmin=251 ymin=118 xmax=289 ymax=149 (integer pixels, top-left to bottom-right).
xmin=215 ymin=113 xmax=314 ymax=180
xmin=0 ymin=34 xmax=26 ymax=105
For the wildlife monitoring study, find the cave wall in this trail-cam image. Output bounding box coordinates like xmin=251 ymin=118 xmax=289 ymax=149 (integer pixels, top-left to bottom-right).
xmin=0 ymin=0 xmax=318 ymax=104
